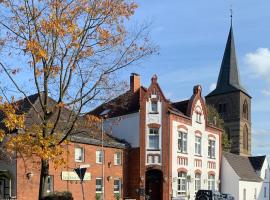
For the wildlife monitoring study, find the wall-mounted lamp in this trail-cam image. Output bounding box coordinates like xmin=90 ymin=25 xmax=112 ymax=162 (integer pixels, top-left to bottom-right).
xmin=107 ymin=176 xmax=113 ymax=181
xmin=26 ymin=172 xmax=34 ymax=180
xmin=108 ymin=161 xmax=112 ymax=168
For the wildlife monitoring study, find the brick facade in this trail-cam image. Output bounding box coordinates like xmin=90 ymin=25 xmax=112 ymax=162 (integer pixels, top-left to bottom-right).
xmin=12 ymin=142 xmax=127 ymax=200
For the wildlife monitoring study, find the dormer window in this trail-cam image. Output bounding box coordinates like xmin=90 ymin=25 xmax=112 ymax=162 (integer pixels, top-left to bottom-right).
xmin=151 ymin=101 xmax=158 ymax=113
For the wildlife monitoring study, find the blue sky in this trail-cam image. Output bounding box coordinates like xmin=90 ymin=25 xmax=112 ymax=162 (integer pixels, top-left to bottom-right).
xmin=121 ymin=0 xmax=270 ymax=155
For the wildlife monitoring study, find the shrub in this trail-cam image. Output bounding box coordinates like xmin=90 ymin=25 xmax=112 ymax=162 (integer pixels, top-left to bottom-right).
xmin=42 ymin=191 xmax=73 ymax=200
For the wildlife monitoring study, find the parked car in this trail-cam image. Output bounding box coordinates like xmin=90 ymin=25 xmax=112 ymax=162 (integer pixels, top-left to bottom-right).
xmin=195 ymin=190 xmax=234 ymax=200
xmin=221 ymin=193 xmax=235 ymax=200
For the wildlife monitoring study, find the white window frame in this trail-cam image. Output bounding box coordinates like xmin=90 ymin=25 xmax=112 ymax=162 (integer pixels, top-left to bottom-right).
xmin=178 ymin=131 xmax=187 ymax=153
xmin=208 ymin=139 xmax=216 ymax=159
xmin=151 ymin=101 xmax=158 ymax=112
xmin=148 ymin=128 xmax=159 ymax=150
xmin=96 ymin=150 xmax=104 ymax=164
xmin=208 ymin=174 xmax=215 ymax=191
xmin=177 ymin=172 xmax=187 ymax=196
xmin=195 ymin=136 xmax=201 ymax=155
xmin=196 ymin=112 xmax=202 ymax=123
xmin=75 ymin=147 xmax=84 ymax=162
xmin=114 ymin=178 xmax=121 ymax=194
xmin=195 ymin=173 xmax=201 ymax=192
xmin=96 ymin=178 xmax=103 ymax=193
xmin=114 ymin=152 xmax=122 ymax=165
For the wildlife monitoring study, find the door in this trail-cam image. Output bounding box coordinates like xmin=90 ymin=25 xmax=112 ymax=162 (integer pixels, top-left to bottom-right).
xmin=145 ymin=169 xmax=163 ymax=200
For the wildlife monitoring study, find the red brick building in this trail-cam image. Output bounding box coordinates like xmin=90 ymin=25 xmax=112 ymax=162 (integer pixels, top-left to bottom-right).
xmin=0 ymin=94 xmax=128 ymax=200
xmin=92 ymin=74 xmax=222 ymax=200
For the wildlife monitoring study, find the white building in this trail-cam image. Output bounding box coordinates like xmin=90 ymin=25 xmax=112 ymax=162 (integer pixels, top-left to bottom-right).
xmin=92 ymin=73 xmax=222 ymax=200
xmin=221 ymin=152 xmax=270 ymax=200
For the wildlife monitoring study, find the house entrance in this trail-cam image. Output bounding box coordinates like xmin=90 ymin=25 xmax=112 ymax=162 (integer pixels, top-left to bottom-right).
xmin=145 ymin=169 xmax=163 ymax=200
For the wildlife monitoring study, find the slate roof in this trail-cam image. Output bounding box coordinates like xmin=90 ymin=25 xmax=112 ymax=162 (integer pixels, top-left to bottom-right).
xmin=207 ymin=25 xmax=250 ymax=97
xmin=223 ymin=152 xmax=263 ymax=182
xmin=0 ymin=93 xmax=128 ymax=149
xmin=90 ymin=86 xmax=147 ymax=118
xmin=171 ymin=100 xmax=189 ymax=115
xmin=249 ymin=156 xmax=266 ymax=171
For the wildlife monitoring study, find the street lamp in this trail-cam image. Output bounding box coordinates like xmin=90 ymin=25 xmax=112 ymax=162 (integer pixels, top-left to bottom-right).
xmin=99 ymin=109 xmax=110 ymax=200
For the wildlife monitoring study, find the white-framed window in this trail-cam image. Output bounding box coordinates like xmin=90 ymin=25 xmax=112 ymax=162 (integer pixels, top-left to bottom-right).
xmin=96 ymin=150 xmax=104 ymax=164
xmin=264 ymin=187 xmax=267 ymax=198
xmin=75 ymin=147 xmax=84 ymax=162
xmin=96 ymin=178 xmax=103 ymax=193
xmin=196 ymin=112 xmax=202 ymax=123
xmin=208 ymin=174 xmax=215 ymax=191
xmin=114 ymin=179 xmax=121 ymax=194
xmin=195 ymin=136 xmax=201 ymax=155
xmin=114 ymin=152 xmax=122 ymax=165
xmin=243 ymin=188 xmax=246 ymax=200
xmin=177 ymin=172 xmax=187 ymax=196
xmin=0 ymin=176 xmax=10 ymax=198
xmin=208 ymin=139 xmax=215 ymax=159
xmin=148 ymin=128 xmax=159 ymax=150
xmin=195 ymin=173 xmax=201 ymax=192
xmin=178 ymin=131 xmax=187 ymax=153
xmin=151 ymin=101 xmax=158 ymax=112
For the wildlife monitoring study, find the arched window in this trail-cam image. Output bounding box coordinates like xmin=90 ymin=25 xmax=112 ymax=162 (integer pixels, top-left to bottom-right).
xmin=243 ymin=125 xmax=249 ymax=150
xmin=195 ymin=173 xmax=201 ymax=191
xmin=177 ymin=171 xmax=187 ymax=196
xmin=243 ymin=100 xmax=248 ymax=120
xmin=208 ymin=174 xmax=215 ymax=191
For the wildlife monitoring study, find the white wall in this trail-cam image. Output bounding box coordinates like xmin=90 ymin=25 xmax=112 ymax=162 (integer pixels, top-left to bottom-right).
xmin=104 ymin=112 xmax=140 ymax=147
xmin=239 ymin=181 xmax=261 ymax=200
xmin=221 ymin=157 xmax=239 ymax=199
xmin=171 ymin=100 xmax=220 ymax=199
xmin=258 ymin=159 xmax=270 ymax=200
xmin=145 ymin=96 xmax=162 ymax=165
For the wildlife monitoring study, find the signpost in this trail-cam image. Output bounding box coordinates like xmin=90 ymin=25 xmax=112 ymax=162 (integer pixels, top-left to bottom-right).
xmin=73 ymin=164 xmax=90 ymax=200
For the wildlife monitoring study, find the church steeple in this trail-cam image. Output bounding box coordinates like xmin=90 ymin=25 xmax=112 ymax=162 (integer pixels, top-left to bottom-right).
xmin=205 ymin=19 xmax=252 ymax=156
xmin=207 ymin=23 xmax=249 ymax=97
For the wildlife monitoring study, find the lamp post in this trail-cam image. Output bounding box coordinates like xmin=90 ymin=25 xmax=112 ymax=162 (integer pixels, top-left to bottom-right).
xmin=99 ymin=109 xmax=110 ymax=200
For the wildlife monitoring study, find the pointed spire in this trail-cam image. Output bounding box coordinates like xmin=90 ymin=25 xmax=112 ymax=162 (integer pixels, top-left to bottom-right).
xmin=207 ymin=18 xmax=250 ymax=97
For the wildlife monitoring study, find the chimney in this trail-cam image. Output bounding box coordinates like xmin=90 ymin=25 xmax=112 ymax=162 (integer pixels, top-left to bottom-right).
xmin=130 ymin=73 xmax=140 ymax=92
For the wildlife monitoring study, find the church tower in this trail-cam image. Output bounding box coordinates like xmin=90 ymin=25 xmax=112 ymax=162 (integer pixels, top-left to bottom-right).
xmin=205 ymin=23 xmax=251 ymax=156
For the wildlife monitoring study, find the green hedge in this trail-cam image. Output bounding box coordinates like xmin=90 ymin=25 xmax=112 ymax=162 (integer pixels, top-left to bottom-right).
xmin=42 ymin=191 xmax=73 ymax=200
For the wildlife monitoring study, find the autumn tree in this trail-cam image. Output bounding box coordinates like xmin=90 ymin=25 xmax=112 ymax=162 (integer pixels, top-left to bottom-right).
xmin=0 ymin=0 xmax=156 ymax=199
xmin=207 ymin=105 xmax=231 ymax=152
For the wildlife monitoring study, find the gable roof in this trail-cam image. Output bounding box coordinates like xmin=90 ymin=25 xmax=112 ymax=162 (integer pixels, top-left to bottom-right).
xmin=223 ymin=152 xmax=263 ymax=182
xmin=0 ymin=93 xmax=128 ymax=149
xmin=249 ymin=156 xmax=266 ymax=171
xmin=207 ymin=25 xmax=250 ymax=97
xmin=90 ymin=86 xmax=147 ymax=118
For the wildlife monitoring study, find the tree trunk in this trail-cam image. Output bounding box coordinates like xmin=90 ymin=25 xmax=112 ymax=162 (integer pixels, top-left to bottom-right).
xmin=38 ymin=159 xmax=49 ymax=200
